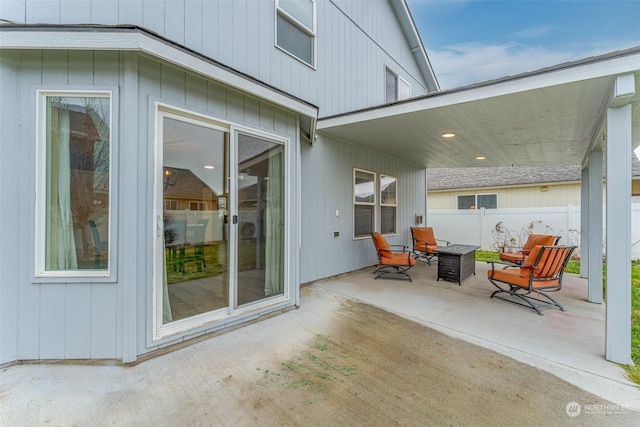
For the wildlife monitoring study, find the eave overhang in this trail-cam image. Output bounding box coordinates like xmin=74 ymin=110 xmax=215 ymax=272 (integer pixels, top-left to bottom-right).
xmin=0 ymin=25 xmax=319 ymax=122
xmin=318 ymin=46 xmax=640 ymax=169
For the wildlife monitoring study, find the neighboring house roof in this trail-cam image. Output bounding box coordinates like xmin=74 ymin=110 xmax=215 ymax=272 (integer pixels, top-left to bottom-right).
xmin=427 ymin=156 xmax=640 ymax=191
xmin=163 ymin=167 xmax=217 ymax=200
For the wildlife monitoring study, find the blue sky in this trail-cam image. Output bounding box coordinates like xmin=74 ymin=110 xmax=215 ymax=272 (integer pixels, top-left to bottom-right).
xmin=407 ymin=0 xmax=640 ymax=89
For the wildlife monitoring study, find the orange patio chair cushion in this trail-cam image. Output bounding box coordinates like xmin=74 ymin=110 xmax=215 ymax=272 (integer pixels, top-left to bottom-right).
xmin=412 ymin=227 xmax=441 ymax=254
xmin=487 ymin=267 xmax=560 ymax=289
xmin=380 ymin=253 xmax=416 ymax=267
xmin=500 ymin=234 xmax=556 ymax=263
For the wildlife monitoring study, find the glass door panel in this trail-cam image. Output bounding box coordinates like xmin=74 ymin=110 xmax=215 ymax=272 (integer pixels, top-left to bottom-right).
xmin=236 ymin=133 xmax=285 ymax=306
xmin=161 ymin=116 xmax=229 ymax=324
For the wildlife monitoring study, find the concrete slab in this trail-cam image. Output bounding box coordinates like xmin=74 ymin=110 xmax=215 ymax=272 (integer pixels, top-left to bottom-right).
xmin=1 ymin=262 xmax=639 ymax=425
xmin=315 ymin=262 xmax=640 ymax=411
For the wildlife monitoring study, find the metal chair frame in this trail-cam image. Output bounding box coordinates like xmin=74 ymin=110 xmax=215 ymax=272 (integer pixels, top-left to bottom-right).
xmin=410 ymin=227 xmax=450 ymax=265
xmin=371 ymin=232 xmax=415 ymax=282
xmin=488 ymin=245 xmax=576 ymax=315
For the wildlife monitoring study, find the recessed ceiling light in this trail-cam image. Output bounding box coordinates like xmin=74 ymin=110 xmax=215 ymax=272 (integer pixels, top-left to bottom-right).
xmin=441 ymin=132 xmax=456 ymax=138
xmin=475 ymin=156 xmax=486 ymax=160
xmin=204 ymin=165 xmax=215 ymax=169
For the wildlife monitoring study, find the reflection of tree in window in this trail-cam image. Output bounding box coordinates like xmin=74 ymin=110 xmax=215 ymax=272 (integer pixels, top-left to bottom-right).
xmin=48 ymin=97 xmax=110 ymax=269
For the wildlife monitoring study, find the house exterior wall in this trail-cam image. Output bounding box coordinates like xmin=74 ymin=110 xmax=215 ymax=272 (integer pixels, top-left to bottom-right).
xmin=427 ymin=182 xmax=584 ymax=209
xmin=0 ymin=50 xmax=300 ymax=364
xmin=300 ymin=133 xmax=426 ymax=284
xmin=0 ymin=0 xmax=433 ymax=364
xmin=1 ymin=0 xmax=430 ymax=117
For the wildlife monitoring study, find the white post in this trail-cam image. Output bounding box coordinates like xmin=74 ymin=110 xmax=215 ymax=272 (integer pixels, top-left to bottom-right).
xmin=587 ymin=150 xmax=604 ymax=303
xmin=479 ymin=207 xmax=486 ymax=249
xmin=581 ymin=166 xmax=589 ymax=278
xmin=605 ymin=73 xmax=634 ymax=364
xmin=567 ymin=203 xmax=574 ymax=246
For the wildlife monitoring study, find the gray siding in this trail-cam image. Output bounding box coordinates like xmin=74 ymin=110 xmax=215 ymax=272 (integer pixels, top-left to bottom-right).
xmin=0 ymin=50 xmax=21 ymax=364
xmin=300 ymin=134 xmax=426 ymax=283
xmin=0 ymin=50 xmax=122 ymax=364
xmin=3 ymin=0 xmax=430 ymax=116
xmin=0 ymin=49 xmax=299 ymax=363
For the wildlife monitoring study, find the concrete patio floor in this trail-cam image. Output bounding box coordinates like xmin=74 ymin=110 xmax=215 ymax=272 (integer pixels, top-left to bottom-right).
xmin=316 ymin=261 xmax=640 ymax=410
xmin=2 ymin=261 xmax=640 ymax=426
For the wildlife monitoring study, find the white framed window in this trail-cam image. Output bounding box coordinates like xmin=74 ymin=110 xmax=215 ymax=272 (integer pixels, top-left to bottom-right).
xmin=35 ymin=90 xmax=113 ymax=278
xmin=385 ymin=66 xmax=411 ymax=103
xmin=457 ymin=193 xmax=498 ymax=209
xmin=276 ymin=0 xmax=316 ymax=67
xmin=354 ymin=169 xmax=376 ymax=239
xmin=380 ymin=175 xmax=397 ymax=235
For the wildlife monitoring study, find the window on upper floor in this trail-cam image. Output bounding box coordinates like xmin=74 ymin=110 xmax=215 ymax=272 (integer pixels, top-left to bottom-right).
xmin=276 ymin=0 xmax=316 ymax=67
xmin=385 ymin=66 xmax=411 ymax=103
xmin=457 ymin=193 xmax=498 ymax=209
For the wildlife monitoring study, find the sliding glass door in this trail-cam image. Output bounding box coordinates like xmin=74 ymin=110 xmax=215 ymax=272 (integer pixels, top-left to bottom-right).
xmin=159 ymin=113 xmax=230 ymax=325
xmin=236 ymin=133 xmax=286 ymax=306
xmin=154 ymin=107 xmax=287 ymax=338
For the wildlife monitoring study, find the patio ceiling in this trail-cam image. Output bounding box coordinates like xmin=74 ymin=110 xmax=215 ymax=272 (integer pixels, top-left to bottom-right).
xmin=317 ymin=47 xmax=640 ymax=169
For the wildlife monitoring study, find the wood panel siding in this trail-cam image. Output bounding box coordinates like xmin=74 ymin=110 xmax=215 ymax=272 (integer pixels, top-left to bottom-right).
xmin=1 ymin=49 xmax=300 ymax=363
xmin=300 ymin=133 xmax=426 ymax=284
xmin=8 ymin=0 xmax=431 ymax=116
xmin=0 ymin=50 xmax=21 ymax=364
xmin=0 ymin=50 xmax=123 ymax=363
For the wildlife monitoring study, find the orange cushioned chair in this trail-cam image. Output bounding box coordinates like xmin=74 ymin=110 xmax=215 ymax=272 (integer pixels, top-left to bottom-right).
xmin=371 ymin=232 xmax=416 ymax=282
xmin=410 ymin=227 xmax=450 ymax=265
xmin=499 ymin=233 xmax=558 ymax=266
xmin=487 ymin=245 xmax=576 ymax=315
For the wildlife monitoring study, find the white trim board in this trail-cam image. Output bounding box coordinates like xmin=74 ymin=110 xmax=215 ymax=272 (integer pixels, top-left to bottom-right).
xmin=0 ymin=27 xmax=319 ymax=119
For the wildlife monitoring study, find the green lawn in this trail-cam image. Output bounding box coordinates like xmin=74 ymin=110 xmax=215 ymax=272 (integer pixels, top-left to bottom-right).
xmin=476 ymin=250 xmax=640 ymax=384
xmin=166 ymin=240 xmax=259 ymax=285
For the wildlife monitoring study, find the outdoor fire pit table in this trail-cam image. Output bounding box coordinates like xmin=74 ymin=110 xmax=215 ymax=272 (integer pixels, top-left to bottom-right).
xmin=436 ymin=244 xmax=481 ymax=285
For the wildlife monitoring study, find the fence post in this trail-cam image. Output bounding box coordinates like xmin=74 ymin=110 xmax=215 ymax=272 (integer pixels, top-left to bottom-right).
xmin=480 ymin=207 xmax=486 ymax=250
xmin=567 ymin=204 xmax=574 ymax=245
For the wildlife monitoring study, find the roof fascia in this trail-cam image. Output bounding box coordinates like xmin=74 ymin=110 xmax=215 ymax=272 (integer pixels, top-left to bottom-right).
xmin=0 ymin=26 xmax=318 ymax=119
xmin=318 ymin=48 xmax=640 ymax=130
xmin=389 ymin=0 xmax=440 ymax=93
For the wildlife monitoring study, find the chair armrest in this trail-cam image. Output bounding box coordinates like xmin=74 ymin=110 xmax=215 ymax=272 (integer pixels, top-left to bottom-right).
xmin=487 ymin=260 xmax=519 ymax=276
xmin=435 ymin=238 xmax=450 ymax=246
xmin=389 ymin=244 xmax=410 ymax=253
xmin=501 ymin=245 xmax=524 ymax=254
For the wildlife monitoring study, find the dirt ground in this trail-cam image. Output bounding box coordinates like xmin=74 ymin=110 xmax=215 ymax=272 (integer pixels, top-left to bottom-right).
xmin=2 ymin=290 xmax=639 ymax=426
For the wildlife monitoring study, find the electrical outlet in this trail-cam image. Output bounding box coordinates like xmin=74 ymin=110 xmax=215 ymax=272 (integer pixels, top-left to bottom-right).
xmin=333 ymin=231 xmax=339 ymax=237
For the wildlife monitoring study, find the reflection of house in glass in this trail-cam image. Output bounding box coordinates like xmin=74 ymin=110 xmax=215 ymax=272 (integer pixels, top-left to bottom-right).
xmin=162 ymin=166 xmax=219 ymax=211
xmin=48 ymin=101 xmax=110 ymax=269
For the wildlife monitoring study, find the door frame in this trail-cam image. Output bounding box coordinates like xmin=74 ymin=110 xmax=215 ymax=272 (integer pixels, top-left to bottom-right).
xmin=151 ymin=102 xmax=292 ymax=342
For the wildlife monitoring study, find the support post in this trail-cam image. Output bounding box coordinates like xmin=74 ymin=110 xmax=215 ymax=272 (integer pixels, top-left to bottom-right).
xmin=580 ymin=166 xmax=589 ymax=278
xmin=587 ymin=150 xmax=603 ymax=303
xmin=605 ymin=101 xmax=633 ymax=364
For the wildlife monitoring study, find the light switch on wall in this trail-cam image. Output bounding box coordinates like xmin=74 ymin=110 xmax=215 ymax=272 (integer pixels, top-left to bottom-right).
xmin=336 ymin=210 xmax=339 ymax=217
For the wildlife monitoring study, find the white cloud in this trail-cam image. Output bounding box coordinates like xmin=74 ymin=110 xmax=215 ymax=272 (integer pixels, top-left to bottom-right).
xmin=511 ymin=25 xmax=556 ymax=39
xmin=429 ymin=41 xmax=640 ymax=90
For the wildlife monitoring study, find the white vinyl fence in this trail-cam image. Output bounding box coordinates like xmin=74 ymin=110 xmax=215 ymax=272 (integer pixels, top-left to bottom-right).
xmin=427 ymin=204 xmax=640 ymax=260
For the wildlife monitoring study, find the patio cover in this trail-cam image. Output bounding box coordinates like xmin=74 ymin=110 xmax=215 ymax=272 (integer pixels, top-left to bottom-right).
xmin=318 ymin=46 xmax=640 ymax=364
xmin=318 ymin=47 xmax=640 ymax=168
